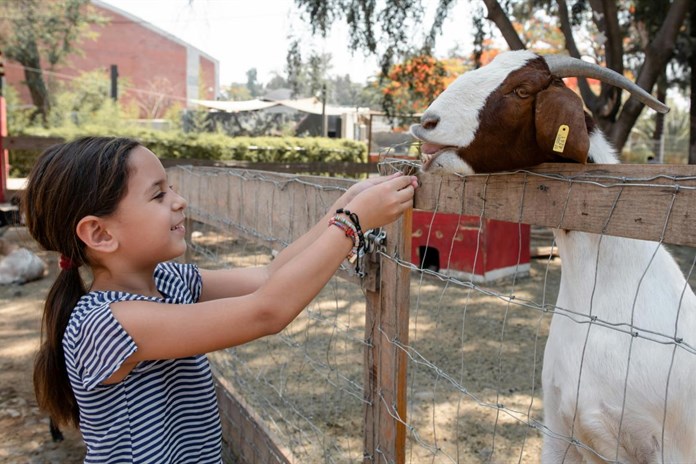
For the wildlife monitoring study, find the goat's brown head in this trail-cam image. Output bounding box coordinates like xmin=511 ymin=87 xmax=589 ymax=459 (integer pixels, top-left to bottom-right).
xmin=410 ymin=50 xmax=669 ymax=174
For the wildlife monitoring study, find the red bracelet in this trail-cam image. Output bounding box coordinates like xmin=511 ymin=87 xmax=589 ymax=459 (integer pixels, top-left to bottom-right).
xmin=329 ymin=216 xmax=359 ymax=262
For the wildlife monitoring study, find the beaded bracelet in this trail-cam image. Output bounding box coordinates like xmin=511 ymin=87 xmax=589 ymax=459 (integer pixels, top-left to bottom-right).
xmin=335 ymin=208 xmax=365 ymax=252
xmin=329 ymin=216 xmax=359 ymax=263
xmin=333 ymin=208 xmax=366 ymax=275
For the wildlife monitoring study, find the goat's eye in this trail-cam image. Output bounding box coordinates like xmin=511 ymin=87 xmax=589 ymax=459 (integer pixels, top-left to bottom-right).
xmin=514 ymin=87 xmax=531 ymax=98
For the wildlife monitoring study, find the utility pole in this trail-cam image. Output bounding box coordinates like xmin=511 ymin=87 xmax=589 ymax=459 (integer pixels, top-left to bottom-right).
xmin=321 ymin=83 xmax=328 ymax=137
xmin=110 ymin=65 xmax=118 ymax=101
xmin=0 ymin=50 xmax=8 ymax=203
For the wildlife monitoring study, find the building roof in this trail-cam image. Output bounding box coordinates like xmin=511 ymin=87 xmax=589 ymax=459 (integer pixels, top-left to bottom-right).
xmin=191 ymin=97 xmax=370 ymax=116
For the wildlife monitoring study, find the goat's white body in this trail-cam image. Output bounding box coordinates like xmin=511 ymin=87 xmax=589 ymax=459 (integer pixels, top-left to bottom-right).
xmin=544 ymin=233 xmax=696 ymax=463
xmin=541 ymin=136 xmax=696 ymax=463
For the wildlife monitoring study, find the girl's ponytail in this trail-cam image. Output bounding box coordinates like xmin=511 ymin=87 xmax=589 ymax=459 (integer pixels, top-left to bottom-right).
xmin=34 ymin=265 xmax=86 ymax=427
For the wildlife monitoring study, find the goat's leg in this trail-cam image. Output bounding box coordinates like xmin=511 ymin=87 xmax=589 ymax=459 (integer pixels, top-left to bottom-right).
xmin=541 ymin=381 xmax=591 ymax=464
xmin=541 ymin=384 xmax=581 ymax=463
xmin=541 ymin=436 xmax=586 ymax=464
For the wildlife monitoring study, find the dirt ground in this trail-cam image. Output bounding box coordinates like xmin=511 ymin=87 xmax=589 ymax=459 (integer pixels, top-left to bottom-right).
xmin=0 ymin=227 xmax=85 ymax=463
xmin=2 ymin=224 xmax=695 ymax=464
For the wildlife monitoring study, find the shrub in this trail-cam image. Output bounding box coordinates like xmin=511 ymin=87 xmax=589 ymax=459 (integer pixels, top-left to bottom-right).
xmin=10 ymin=126 xmax=368 ymax=177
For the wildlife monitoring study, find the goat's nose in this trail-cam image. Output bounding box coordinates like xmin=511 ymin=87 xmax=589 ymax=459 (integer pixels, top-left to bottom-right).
xmin=420 ymin=114 xmax=440 ymax=130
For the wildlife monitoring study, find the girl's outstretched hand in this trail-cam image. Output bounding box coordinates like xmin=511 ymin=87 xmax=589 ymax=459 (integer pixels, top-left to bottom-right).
xmin=343 ymin=172 xmax=400 ymax=200
xmin=342 ymin=173 xmax=418 ymax=231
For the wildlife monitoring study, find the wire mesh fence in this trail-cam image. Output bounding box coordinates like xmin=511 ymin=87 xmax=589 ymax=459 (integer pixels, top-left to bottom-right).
xmin=168 ymin=162 xmax=696 ymax=464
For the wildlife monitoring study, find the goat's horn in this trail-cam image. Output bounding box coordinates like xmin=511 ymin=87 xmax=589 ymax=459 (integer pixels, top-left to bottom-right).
xmin=543 ymin=54 xmax=669 ymax=114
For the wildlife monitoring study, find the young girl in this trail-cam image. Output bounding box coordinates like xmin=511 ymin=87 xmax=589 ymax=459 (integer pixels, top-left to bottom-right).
xmin=24 ymin=136 xmax=418 ymax=463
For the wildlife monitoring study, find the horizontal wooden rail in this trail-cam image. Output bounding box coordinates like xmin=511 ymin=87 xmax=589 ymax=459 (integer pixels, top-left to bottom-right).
xmin=410 ymin=163 xmax=696 ymax=248
xmin=4 ymin=135 xmax=65 ymax=150
xmin=161 ymin=158 xmax=379 ymax=175
xmin=170 ymin=161 xmax=696 ymax=250
xmin=168 ymin=166 xmax=378 ymax=290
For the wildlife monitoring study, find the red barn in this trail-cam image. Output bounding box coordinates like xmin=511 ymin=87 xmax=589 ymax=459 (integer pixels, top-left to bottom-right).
xmin=4 ymin=0 xmax=219 ymax=118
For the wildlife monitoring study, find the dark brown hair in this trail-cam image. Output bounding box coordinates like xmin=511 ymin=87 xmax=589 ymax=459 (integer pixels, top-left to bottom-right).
xmin=23 ymin=136 xmax=140 ymax=428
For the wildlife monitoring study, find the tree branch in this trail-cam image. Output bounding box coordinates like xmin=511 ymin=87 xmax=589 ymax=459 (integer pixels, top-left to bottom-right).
xmin=556 ymin=0 xmax=599 ymax=112
xmin=589 ymin=0 xmax=622 ymax=72
xmin=482 ymin=0 xmax=525 ymax=50
xmin=610 ymin=0 xmax=689 ymax=148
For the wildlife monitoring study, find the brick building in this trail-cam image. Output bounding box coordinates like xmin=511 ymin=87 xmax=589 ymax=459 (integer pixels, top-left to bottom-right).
xmin=4 ymin=0 xmax=219 ymax=117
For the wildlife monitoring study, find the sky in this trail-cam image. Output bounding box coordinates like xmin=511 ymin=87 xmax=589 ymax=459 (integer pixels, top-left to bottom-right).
xmin=99 ymin=0 xmax=476 ymax=87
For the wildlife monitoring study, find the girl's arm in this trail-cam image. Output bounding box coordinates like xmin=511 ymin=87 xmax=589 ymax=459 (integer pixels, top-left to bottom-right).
xmin=106 ymin=174 xmax=417 ymax=382
xmin=198 ymin=173 xmax=416 ymax=301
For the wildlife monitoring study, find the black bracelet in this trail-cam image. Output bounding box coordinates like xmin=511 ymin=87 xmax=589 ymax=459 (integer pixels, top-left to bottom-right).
xmin=336 ymin=208 xmax=364 ymax=248
xmin=336 ymin=208 xmax=366 ymax=276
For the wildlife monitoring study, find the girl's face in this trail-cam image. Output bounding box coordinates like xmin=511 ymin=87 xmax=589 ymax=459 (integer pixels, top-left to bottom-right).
xmin=106 ymin=146 xmax=188 ymax=267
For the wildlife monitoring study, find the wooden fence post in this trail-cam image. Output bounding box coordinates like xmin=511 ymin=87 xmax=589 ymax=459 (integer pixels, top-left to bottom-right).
xmin=0 ymin=95 xmax=7 ymax=203
xmin=364 ymin=209 xmax=412 ymax=463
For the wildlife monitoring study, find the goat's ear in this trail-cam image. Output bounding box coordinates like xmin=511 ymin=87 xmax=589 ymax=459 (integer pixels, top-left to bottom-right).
xmin=535 ymin=85 xmax=589 ymax=164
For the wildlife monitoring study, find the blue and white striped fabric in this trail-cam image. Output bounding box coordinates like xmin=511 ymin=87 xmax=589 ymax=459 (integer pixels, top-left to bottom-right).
xmin=64 ymin=262 xmax=222 ymax=463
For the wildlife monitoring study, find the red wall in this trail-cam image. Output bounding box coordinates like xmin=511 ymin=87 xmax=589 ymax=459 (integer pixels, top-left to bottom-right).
xmin=411 ymin=211 xmax=531 ymax=281
xmin=4 ymin=2 xmax=217 ymax=116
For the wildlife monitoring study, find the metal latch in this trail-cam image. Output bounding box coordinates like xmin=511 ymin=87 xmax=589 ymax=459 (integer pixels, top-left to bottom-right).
xmin=363 ymin=228 xmax=387 ymax=254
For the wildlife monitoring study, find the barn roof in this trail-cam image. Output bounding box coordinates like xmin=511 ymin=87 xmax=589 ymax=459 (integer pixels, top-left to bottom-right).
xmin=190 ymin=97 xmax=369 ymax=116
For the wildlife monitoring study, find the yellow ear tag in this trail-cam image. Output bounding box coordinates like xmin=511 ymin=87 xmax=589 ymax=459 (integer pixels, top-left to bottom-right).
xmin=553 ymin=124 xmax=569 ymax=153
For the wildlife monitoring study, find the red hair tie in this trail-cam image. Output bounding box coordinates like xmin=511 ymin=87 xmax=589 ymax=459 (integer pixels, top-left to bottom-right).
xmin=59 ymin=255 xmax=77 ymax=270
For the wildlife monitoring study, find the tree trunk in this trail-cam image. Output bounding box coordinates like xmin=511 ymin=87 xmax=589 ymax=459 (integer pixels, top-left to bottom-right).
xmin=556 ymin=0 xmax=600 ymax=112
xmin=608 ymin=0 xmax=689 ymax=152
xmin=482 ymin=0 xmax=525 ymax=50
xmin=18 ymin=41 xmax=49 ymax=124
xmin=651 ymin=74 xmax=667 ymax=162
xmin=689 ymin=0 xmax=696 ymax=165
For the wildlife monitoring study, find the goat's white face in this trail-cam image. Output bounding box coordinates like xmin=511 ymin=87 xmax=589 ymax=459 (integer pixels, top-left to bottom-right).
xmin=410 ymin=51 xmax=538 ymax=174
xmin=410 ymin=50 xmax=590 ymax=174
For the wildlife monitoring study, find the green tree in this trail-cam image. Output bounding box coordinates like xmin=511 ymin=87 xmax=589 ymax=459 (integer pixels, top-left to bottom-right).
xmin=48 ymin=69 xmax=123 ymax=127
xmin=265 ymin=73 xmax=289 ymax=91
xmin=307 ymin=52 xmax=331 ymax=97
xmin=284 ymin=39 xmax=331 ymax=98
xmin=2 ymin=83 xmax=32 ymax=133
xmin=245 ymin=68 xmax=264 ymax=97
xmin=221 ymin=83 xmax=253 ymax=101
xmin=629 ymin=98 xmax=690 ymax=163
xmin=330 ymin=74 xmax=363 ymax=107
xmin=294 ymin=0 xmax=689 ymax=153
xmin=1 ymin=0 xmax=103 ymax=123
xmin=285 ymin=39 xmax=305 ymax=97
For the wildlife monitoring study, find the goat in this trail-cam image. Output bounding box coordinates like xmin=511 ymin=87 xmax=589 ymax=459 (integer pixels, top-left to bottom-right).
xmin=410 ymin=50 xmax=696 ymax=463
xmin=0 ymin=237 xmax=47 ymax=285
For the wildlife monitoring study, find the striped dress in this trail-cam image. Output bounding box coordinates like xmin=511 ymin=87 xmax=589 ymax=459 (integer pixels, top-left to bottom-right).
xmin=63 ymin=262 xmax=222 ymax=463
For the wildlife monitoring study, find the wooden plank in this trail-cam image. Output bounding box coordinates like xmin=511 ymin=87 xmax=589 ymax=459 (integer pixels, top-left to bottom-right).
xmin=413 ymin=163 xmax=696 ymax=247
xmin=161 ymin=158 xmax=379 ymax=175
xmin=531 ymin=246 xmax=559 ymax=259
xmin=169 ymin=165 xmax=371 ymax=286
xmin=363 ymin=212 xmax=411 ymax=463
xmin=4 ymin=135 xmax=64 ymax=151
xmin=212 ymin=369 xmax=295 ymax=464
xmin=170 ymin=166 xmax=355 ymax=245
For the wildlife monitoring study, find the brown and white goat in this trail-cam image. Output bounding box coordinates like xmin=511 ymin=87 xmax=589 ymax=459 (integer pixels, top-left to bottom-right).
xmin=410 ymin=50 xmax=696 ymax=463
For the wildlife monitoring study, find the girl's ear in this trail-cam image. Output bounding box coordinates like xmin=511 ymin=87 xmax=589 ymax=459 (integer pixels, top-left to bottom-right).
xmin=76 ymin=215 xmax=117 ymax=253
